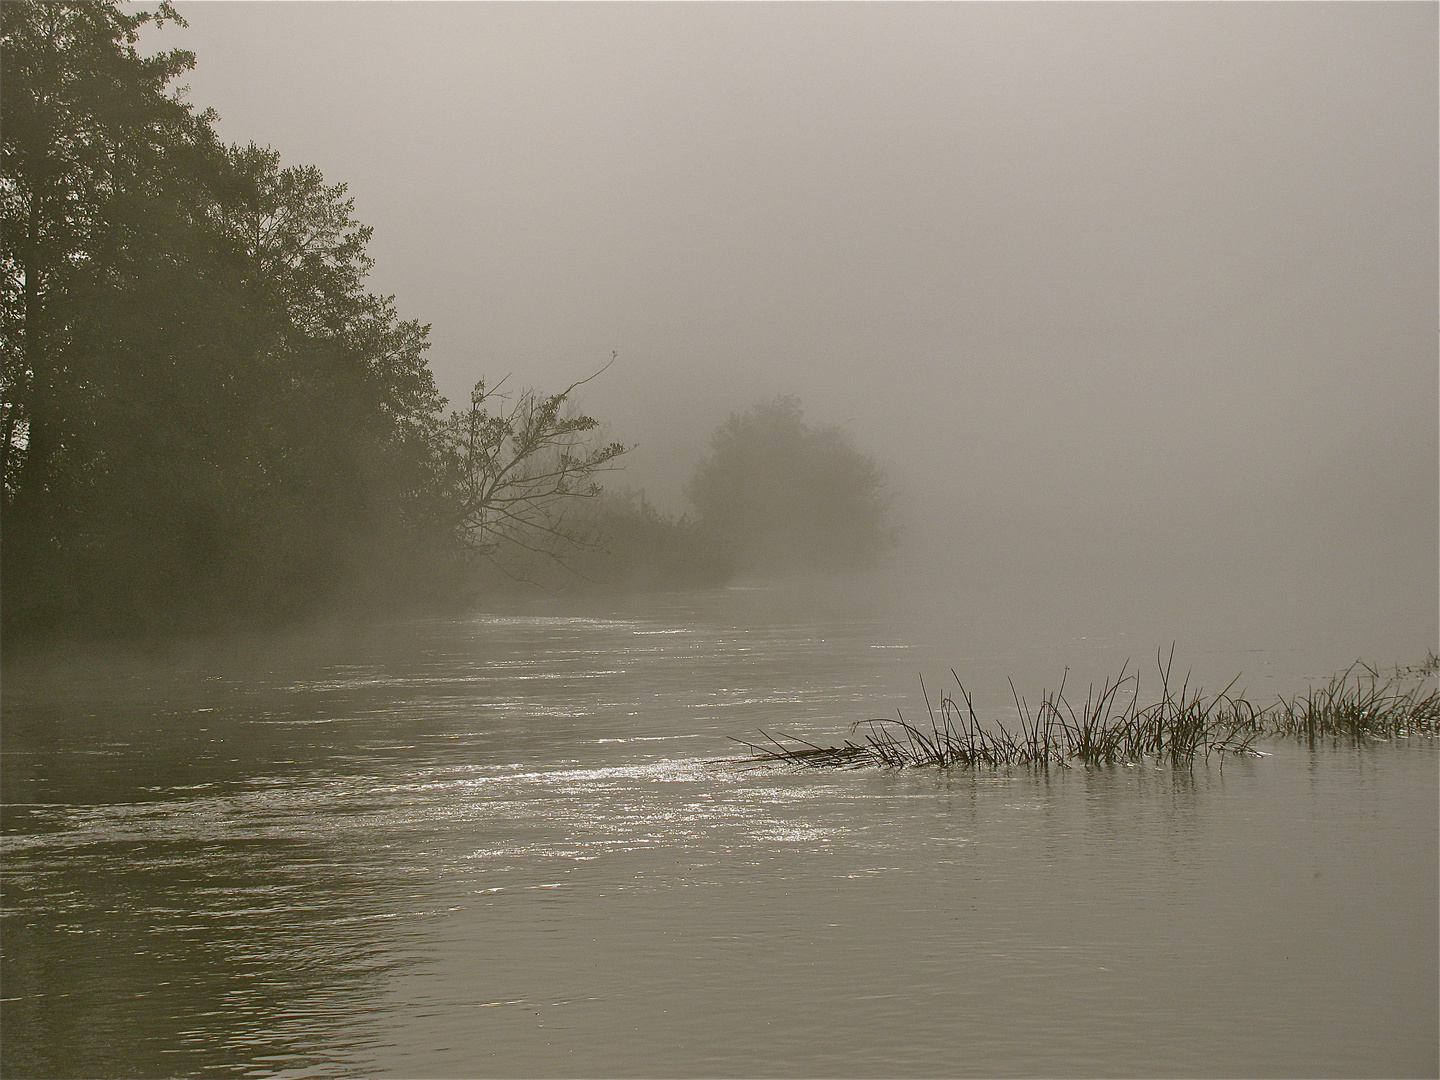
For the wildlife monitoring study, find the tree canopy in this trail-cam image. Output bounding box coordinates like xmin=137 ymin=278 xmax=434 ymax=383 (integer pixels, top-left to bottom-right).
xmin=1 ymin=2 xmax=899 ymax=641
xmin=686 ymin=396 xmax=893 ymax=573
xmin=1 ymin=2 xmax=457 ymax=637
xmin=1 ymin=1 xmax=630 ymax=641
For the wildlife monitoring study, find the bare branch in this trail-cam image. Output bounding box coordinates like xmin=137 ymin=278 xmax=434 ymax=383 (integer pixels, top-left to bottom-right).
xmin=439 ymin=359 xmax=630 ymax=569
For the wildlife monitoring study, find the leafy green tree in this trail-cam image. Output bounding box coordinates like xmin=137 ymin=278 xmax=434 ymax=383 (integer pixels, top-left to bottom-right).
xmin=1 ymin=0 xmax=638 ymax=639
xmin=2 ymin=1 xmax=200 ymax=456
xmin=0 ymin=1 xmax=453 ymax=637
xmin=2 ymin=0 xmax=229 ymax=630
xmin=202 ymin=142 xmax=452 ymax=615
xmin=687 ymin=396 xmax=894 ymax=573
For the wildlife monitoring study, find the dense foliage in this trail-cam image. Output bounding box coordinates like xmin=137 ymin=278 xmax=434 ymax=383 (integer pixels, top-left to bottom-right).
xmin=0 ymin=3 xmax=897 ymax=643
xmin=524 ymin=488 xmax=731 ymax=591
xmin=0 ymin=2 xmax=462 ymax=638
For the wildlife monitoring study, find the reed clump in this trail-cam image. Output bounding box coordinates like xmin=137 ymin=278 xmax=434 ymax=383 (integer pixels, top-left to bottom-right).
xmin=1261 ymin=662 xmax=1439 ymax=741
xmin=737 ymin=650 xmax=1437 ymax=771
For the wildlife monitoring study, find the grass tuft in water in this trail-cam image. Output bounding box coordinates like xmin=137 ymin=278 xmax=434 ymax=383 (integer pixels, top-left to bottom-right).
xmin=737 ymin=649 xmax=1437 ymax=771
xmin=1261 ymin=662 xmax=1440 ymax=741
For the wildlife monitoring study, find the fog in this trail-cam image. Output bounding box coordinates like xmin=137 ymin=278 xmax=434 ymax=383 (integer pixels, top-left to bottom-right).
xmin=6 ymin=8 xmax=1438 ymax=1071
xmin=169 ymin=2 xmax=1435 ymax=652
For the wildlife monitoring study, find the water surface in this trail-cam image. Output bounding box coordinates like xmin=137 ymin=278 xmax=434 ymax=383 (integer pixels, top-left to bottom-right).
xmin=3 ymin=587 xmax=1436 ymax=1077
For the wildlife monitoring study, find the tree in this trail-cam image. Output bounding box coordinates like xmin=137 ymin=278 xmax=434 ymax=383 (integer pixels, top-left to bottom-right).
xmin=0 ymin=1 xmax=454 ymax=638
xmin=0 ymin=0 xmax=632 ymax=639
xmin=686 ymin=396 xmax=894 ymax=572
xmin=1 ymin=0 xmax=210 ymax=497
xmin=1 ymin=0 xmax=234 ymax=632
xmin=439 ymin=363 xmax=628 ymax=577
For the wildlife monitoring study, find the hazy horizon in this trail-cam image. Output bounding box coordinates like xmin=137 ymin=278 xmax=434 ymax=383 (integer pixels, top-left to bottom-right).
xmin=161 ymin=1 xmax=1436 ymax=655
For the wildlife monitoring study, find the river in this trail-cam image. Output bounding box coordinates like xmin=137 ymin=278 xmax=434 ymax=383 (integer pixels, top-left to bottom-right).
xmin=2 ymin=583 xmax=1436 ymax=1077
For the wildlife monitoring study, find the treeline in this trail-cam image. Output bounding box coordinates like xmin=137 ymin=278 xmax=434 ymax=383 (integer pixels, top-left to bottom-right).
xmin=459 ymin=396 xmax=898 ymax=594
xmin=2 ymin=2 xmax=464 ymax=638
xmin=1 ymin=2 xmax=893 ymax=644
xmin=688 ymin=396 xmax=895 ymax=574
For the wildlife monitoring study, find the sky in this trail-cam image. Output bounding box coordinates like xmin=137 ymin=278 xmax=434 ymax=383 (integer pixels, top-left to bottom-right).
xmin=163 ymin=2 xmax=1436 ymax=655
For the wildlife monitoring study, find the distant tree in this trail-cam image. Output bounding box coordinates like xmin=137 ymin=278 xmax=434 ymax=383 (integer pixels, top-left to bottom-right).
xmin=439 ymin=365 xmax=629 ymax=577
xmin=686 ymin=396 xmax=894 ymax=573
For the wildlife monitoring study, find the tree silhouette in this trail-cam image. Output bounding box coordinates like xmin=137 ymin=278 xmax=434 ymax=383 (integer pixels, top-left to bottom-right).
xmin=687 ymin=396 xmax=893 ymax=573
xmin=1 ymin=2 xmax=450 ymax=636
xmin=440 ymin=363 xmax=628 ymax=576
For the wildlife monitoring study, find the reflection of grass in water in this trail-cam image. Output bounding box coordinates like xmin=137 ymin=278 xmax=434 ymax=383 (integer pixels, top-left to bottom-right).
xmin=737 ymin=648 xmax=1439 ymax=771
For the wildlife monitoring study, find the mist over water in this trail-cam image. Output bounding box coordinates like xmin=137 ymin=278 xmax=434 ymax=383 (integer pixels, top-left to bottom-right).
xmin=158 ymin=0 xmax=1437 ymax=659
xmin=3 ymin=3 xmax=1437 ymax=1078
xmin=4 ymin=591 xmax=1437 ymax=1077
